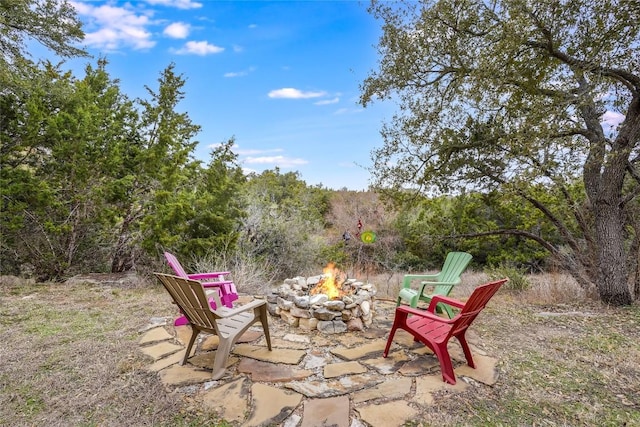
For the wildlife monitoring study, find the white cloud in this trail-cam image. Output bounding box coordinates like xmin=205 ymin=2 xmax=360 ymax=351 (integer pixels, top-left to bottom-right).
xmin=72 ymin=2 xmax=155 ymax=50
xmin=315 ymin=97 xmax=340 ymax=105
xmin=174 ymin=40 xmax=224 ymax=55
xmin=268 ymin=88 xmax=327 ymax=99
xmin=601 ymin=111 xmax=625 ymax=129
xmin=144 ymin=0 xmax=203 ymax=10
xmin=334 ymin=107 xmax=364 ymax=115
xmin=235 ymin=147 xmax=283 ymax=155
xmin=164 ymin=22 xmax=190 ymax=39
xmin=224 ymin=66 xmax=255 ymax=78
xmin=218 ymin=146 xmax=307 ymax=170
xmin=245 ymin=155 xmax=309 ymax=167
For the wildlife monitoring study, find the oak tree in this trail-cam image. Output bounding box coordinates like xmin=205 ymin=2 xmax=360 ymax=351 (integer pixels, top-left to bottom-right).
xmin=361 ymin=0 xmax=640 ymax=305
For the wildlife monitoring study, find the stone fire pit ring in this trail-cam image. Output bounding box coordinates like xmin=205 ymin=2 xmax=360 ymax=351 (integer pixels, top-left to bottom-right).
xmin=267 ymin=273 xmax=377 ymax=334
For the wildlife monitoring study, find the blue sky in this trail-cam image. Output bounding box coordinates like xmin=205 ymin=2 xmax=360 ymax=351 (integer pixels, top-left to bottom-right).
xmin=64 ymin=0 xmax=393 ymax=190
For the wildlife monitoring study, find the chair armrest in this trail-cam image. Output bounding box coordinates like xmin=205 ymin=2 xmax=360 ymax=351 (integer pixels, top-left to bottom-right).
xmin=201 ymin=280 xmax=235 ymax=288
xmin=188 ymin=272 xmax=231 ymax=280
xmin=426 ymin=294 xmax=465 ymax=312
xmin=211 ymin=299 xmax=265 ymax=318
xmin=402 ymin=274 xmax=439 ymax=289
xmin=396 ymin=305 xmax=456 ymax=324
xmin=417 ymin=278 xmax=461 ymax=295
xmin=420 ymin=279 xmax=460 ymax=286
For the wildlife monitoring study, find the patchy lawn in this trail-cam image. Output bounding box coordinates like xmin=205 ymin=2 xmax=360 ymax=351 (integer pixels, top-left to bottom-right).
xmin=0 ymin=273 xmax=638 ymax=426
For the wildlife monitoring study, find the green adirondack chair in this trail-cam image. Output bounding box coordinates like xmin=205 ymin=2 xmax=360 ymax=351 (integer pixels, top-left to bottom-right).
xmin=396 ymin=251 xmax=473 ymax=318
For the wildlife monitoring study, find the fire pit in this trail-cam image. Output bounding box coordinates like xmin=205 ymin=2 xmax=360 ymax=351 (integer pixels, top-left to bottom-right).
xmin=266 ymin=263 xmax=376 ymax=334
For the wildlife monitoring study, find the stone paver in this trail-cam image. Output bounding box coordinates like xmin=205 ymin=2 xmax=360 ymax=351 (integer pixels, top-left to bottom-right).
xmin=238 ymin=358 xmax=313 ymax=382
xmin=285 ymin=374 xmax=383 ymax=398
xmin=413 ymin=374 xmax=469 ymax=405
xmin=361 ymin=350 xmax=411 ymax=374
xmin=139 ymin=341 xmax=183 ymax=360
xmin=140 ymin=298 xmax=502 ymax=426
xmin=330 ymin=340 xmax=387 ymax=361
xmin=233 ymin=344 xmax=306 ymax=364
xmin=201 ymin=377 xmax=250 ymax=423
xmin=244 ymin=383 xmax=303 ymax=427
xmin=147 ymin=349 xmax=185 ymax=372
xmin=301 ymin=396 xmax=350 ymax=427
xmin=324 ymin=361 xmax=367 ymax=378
xmin=174 ymin=325 xmax=192 ymax=346
xmin=456 ymin=352 xmax=499 ymax=385
xmin=201 ymin=329 xmax=264 ymax=350
xmin=158 ymin=364 xmax=214 ymax=386
xmin=351 ymin=376 xmax=413 ymax=404
xmin=139 ymin=326 xmax=173 ymax=345
xmin=187 ymin=352 xmax=238 ymax=371
xmin=398 ymin=354 xmax=440 ymax=375
xmin=356 ymin=400 xmax=419 ymax=427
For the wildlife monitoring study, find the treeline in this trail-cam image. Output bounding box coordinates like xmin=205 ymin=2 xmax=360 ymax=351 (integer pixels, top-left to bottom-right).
xmin=0 ymin=53 xmax=561 ymax=285
xmin=0 ymin=58 xmax=558 ymax=283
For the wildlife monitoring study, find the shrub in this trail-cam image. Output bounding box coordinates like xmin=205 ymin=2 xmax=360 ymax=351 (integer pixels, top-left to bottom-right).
xmin=484 ymin=262 xmax=531 ymax=291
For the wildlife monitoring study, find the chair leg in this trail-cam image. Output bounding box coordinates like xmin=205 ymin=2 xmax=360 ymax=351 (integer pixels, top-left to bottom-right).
xmin=384 ymin=310 xmax=408 ymax=357
xmin=383 ymin=325 xmax=397 ymax=358
xmin=438 ymin=302 xmax=455 ymax=319
xmin=258 ymin=306 xmax=272 ymax=350
xmin=457 ymin=333 xmax=476 ymax=368
xmin=397 ymin=288 xmax=419 ymax=308
xmin=410 ymin=294 xmax=419 ymax=308
xmin=211 ymin=337 xmax=233 ymax=380
xmin=181 ymin=327 xmax=199 ymax=365
xmin=433 ymin=342 xmax=457 ymax=385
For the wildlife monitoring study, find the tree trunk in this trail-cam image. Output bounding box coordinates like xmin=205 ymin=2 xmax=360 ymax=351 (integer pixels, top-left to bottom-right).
xmin=110 ymin=211 xmax=138 ymax=273
xmin=594 ymin=202 xmax=633 ymax=305
xmin=629 ymin=234 xmax=640 ymax=300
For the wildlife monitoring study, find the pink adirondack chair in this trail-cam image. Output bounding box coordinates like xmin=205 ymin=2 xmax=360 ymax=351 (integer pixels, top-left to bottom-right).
xmin=384 ymin=278 xmax=508 ymax=384
xmin=164 ymin=252 xmax=239 ymax=325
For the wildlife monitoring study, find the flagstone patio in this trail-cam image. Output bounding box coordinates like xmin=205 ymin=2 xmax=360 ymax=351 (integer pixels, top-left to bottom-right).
xmin=138 ymin=297 xmax=499 ymax=427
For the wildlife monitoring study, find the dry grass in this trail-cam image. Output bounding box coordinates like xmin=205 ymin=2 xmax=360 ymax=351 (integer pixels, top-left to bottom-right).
xmin=1 ymin=272 xmax=639 ymax=426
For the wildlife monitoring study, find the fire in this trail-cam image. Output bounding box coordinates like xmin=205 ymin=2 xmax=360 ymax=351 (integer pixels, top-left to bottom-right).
xmin=310 ymin=263 xmax=348 ymax=300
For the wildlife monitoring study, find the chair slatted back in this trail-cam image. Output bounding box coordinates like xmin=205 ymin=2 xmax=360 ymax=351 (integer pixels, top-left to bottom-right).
xmin=436 ymin=252 xmax=473 ymax=283
xmin=449 ymin=279 xmax=507 ymax=336
xmin=164 ymin=252 xmax=190 ymax=278
xmin=156 ymin=273 xmax=222 ymax=333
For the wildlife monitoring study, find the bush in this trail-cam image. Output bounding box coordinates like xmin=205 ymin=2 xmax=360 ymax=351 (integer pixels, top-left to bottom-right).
xmin=484 ymin=262 xmax=531 ymax=291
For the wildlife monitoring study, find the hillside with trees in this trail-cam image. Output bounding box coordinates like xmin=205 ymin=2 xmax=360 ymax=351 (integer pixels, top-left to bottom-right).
xmin=2 ymin=0 xmax=639 ymax=306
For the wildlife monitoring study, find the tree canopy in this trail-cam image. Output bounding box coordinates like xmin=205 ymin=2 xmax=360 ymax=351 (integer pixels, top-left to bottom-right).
xmin=0 ymin=0 xmax=87 ymax=79
xmin=361 ymin=0 xmax=640 ymax=305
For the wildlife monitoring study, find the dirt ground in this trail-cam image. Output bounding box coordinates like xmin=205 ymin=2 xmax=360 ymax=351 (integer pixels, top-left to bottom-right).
xmin=0 ymin=272 xmax=638 ymax=426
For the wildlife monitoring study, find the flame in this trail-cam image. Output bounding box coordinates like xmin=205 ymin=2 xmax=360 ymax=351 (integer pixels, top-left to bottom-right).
xmin=310 ymin=263 xmax=347 ymax=300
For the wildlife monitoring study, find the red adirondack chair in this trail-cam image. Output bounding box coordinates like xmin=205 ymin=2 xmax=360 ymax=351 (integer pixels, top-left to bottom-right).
xmin=384 ymin=278 xmax=508 ymax=384
xmin=164 ymin=252 xmax=239 ymax=325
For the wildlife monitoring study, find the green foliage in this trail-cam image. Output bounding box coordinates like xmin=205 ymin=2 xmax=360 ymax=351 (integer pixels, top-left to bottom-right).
xmin=0 ymin=0 xmax=87 ymax=87
xmin=1 ymin=61 xmax=137 ymax=279
xmin=319 ymin=243 xmax=350 ymax=268
xmin=238 ymin=169 xmax=331 ymax=279
xmin=362 ymin=0 xmax=640 ymax=304
xmin=1 ymin=58 xmax=246 ymax=280
xmin=484 ymin=262 xmax=531 ymax=292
